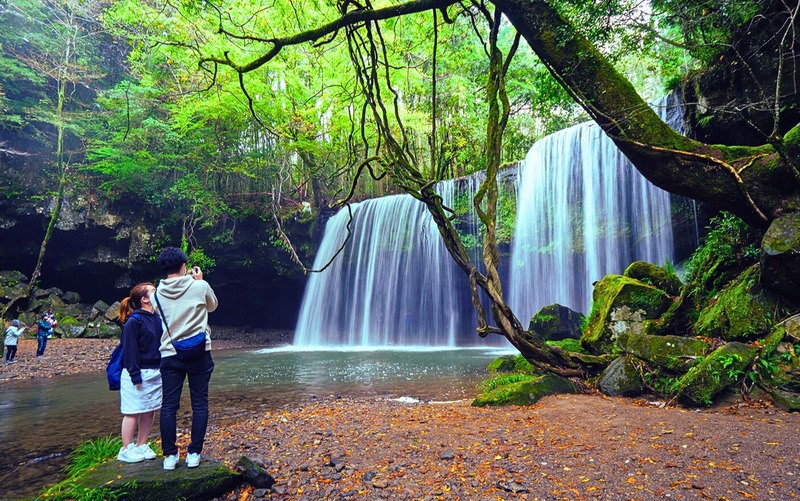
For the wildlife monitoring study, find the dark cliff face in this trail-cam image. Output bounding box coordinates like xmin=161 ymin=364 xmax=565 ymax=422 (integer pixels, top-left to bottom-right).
xmin=684 ymin=1 xmax=800 ymax=146
xmin=0 ymin=194 xmax=320 ymax=329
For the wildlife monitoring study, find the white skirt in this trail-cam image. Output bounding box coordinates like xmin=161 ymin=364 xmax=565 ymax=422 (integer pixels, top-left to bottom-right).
xmin=120 ymin=368 xmax=162 ymax=414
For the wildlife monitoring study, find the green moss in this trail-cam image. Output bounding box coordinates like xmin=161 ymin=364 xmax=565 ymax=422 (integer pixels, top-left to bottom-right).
xmin=59 ymin=315 xmax=81 ymax=327
xmin=73 ymin=458 xmax=240 ymax=500
xmin=513 ymin=355 xmax=537 ymax=373
xmin=546 ymin=338 xmax=587 ymax=353
xmin=487 ymin=355 xmax=518 ymax=373
xmin=582 ymin=275 xmax=672 ymax=354
xmin=623 ymin=261 xmax=683 ymax=296
xmin=694 ymin=264 xmax=780 ymax=340
xmin=472 ymin=373 xmax=579 ymax=407
xmin=479 ymin=373 xmax=537 ymax=392
xmin=686 ymin=212 xmax=762 ymax=309
xmin=40 ymin=435 xmax=124 ymax=501
xmin=675 ymin=342 xmax=759 ymax=405
xmin=617 ymin=332 xmax=709 ymax=371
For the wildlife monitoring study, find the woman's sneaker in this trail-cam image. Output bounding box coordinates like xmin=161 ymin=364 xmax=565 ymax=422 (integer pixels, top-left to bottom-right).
xmin=186 ymin=453 xmax=201 ymax=468
xmin=137 ymin=443 xmax=157 ymax=460
xmin=163 ymin=454 xmax=179 ymax=470
xmin=117 ymin=443 xmax=145 ymax=463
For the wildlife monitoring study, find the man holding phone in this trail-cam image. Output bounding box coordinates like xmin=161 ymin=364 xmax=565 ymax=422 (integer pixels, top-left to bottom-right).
xmin=154 ymin=247 xmax=218 ymax=470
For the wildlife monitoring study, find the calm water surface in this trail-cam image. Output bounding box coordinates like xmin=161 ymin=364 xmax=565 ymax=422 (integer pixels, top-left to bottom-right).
xmin=1 ymin=346 xmax=509 ymax=498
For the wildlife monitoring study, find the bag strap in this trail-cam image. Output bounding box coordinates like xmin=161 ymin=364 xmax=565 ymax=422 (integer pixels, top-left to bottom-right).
xmin=153 ymin=290 xmax=176 ymax=346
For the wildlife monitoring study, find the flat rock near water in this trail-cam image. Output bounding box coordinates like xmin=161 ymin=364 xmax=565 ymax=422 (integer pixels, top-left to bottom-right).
xmin=77 ymin=458 xmax=239 ymax=500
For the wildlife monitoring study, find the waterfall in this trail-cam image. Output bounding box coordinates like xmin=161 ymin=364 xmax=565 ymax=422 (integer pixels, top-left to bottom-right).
xmin=293 ymin=182 xmax=488 ymax=347
xmin=508 ymin=96 xmax=684 ymax=322
xmin=295 ymin=94 xmax=690 ymax=347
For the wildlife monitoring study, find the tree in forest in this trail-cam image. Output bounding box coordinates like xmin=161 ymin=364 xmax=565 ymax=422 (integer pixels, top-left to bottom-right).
xmin=0 ymin=0 xmax=106 ymax=308
xmin=192 ymin=0 xmax=799 ymax=377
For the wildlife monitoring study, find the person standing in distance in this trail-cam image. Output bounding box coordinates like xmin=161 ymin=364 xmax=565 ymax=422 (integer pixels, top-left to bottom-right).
xmin=155 ymin=247 xmax=218 ymax=470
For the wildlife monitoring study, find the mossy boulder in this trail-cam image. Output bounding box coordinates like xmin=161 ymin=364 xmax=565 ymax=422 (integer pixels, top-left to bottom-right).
xmin=74 ymin=457 xmax=241 ymax=500
xmin=57 ymin=316 xmax=85 ymax=338
xmin=528 ymin=304 xmax=584 ymax=341
xmin=487 ymin=355 xmax=518 ymax=373
xmin=235 ymin=456 xmax=275 ymax=489
xmin=769 ymin=389 xmax=800 ymax=411
xmin=760 ymin=212 xmax=800 ymax=304
xmin=623 ymin=261 xmax=683 ymax=296
xmin=0 ymin=270 xmax=26 ymax=286
xmin=61 ymin=290 xmax=81 ymax=304
xmin=675 ymin=342 xmax=759 ymax=405
xmin=582 ymin=275 xmax=672 ymax=355
xmin=472 ymin=373 xmax=579 ymax=407
xmin=617 ymin=332 xmax=709 ymax=371
xmin=694 ymin=265 xmax=780 ymax=341
xmin=91 ymin=299 xmax=111 ymax=316
xmin=598 ymin=355 xmax=645 ymax=397
xmin=0 ymin=282 xmax=27 ymax=301
xmin=82 ymin=321 xmax=121 ymax=339
xmin=487 ymin=354 xmax=536 ymax=374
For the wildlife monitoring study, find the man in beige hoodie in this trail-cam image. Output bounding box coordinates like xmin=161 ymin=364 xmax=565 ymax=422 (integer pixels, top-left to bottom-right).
xmin=154 ymin=247 xmax=218 ymax=470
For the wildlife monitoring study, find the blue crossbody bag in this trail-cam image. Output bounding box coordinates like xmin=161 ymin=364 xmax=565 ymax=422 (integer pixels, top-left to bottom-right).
xmin=154 ymin=287 xmax=207 ymax=361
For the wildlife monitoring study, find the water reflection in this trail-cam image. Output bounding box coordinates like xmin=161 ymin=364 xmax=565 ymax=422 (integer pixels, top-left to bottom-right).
xmin=1 ymin=347 xmax=509 ymax=498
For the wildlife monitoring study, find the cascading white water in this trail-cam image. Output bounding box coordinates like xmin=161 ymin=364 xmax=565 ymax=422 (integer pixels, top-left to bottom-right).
xmin=508 ymin=96 xmax=683 ymax=322
xmin=293 ymin=181 xmax=486 ymax=347
xmin=295 ymin=94 xmax=690 ymax=347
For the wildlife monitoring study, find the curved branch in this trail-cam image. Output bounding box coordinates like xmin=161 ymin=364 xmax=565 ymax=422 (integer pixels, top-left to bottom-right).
xmin=201 ymin=0 xmax=462 ymax=73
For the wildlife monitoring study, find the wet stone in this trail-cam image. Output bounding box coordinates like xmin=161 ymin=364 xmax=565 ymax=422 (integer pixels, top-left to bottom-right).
xmin=439 ymin=449 xmax=455 ymax=460
xmin=361 ymin=471 xmax=377 ymax=482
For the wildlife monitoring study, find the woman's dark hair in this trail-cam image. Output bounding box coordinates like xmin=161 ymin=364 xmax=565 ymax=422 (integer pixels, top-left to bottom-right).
xmin=119 ymin=282 xmax=155 ymax=323
xmin=157 ymin=247 xmax=188 ymax=274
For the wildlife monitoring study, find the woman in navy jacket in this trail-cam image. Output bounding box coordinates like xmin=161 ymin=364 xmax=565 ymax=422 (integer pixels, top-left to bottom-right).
xmin=116 ymin=282 xmax=163 ymax=463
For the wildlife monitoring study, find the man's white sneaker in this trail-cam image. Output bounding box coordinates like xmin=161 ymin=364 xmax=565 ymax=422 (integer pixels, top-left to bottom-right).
xmin=117 ymin=443 xmax=145 ymax=463
xmin=186 ymin=453 xmax=201 ymax=468
xmin=163 ymin=454 xmax=179 ymax=470
xmin=136 ymin=443 xmax=157 ymax=460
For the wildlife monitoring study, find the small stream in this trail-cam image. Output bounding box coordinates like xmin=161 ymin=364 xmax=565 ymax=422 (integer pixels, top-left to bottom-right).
xmin=1 ymin=347 xmax=509 ymax=498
